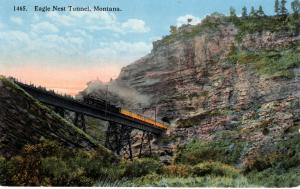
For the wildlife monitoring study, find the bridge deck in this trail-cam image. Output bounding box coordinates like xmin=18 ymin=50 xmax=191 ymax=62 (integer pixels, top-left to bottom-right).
xmin=17 ymin=82 xmax=166 ymax=135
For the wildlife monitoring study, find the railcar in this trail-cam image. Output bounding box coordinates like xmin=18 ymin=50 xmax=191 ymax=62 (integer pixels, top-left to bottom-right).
xmin=120 ymin=109 xmax=168 ymax=130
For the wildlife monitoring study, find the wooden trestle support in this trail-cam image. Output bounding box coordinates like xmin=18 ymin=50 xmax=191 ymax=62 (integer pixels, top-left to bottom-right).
xmin=73 ymin=112 xmax=86 ymax=131
xmin=105 ymin=122 xmax=153 ymax=160
xmin=53 ymin=107 xmax=86 ymax=132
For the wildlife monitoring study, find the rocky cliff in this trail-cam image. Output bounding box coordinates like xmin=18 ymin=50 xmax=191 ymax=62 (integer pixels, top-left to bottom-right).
xmin=107 ymin=15 xmax=300 ymax=166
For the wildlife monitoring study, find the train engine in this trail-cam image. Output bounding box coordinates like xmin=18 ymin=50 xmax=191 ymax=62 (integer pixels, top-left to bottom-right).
xmin=83 ymin=94 xmax=120 ymax=112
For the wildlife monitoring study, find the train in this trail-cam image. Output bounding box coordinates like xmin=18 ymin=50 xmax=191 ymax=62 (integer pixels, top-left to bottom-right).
xmin=83 ymin=94 xmax=120 ymax=112
xmin=83 ymin=95 xmax=169 ymax=130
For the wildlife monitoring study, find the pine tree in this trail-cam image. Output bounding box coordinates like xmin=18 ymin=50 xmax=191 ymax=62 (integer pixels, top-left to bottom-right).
xmin=291 ymin=0 xmax=300 ymax=14
xmin=229 ymin=7 xmax=237 ymax=17
xmin=275 ymin=0 xmax=280 ymax=15
xmin=250 ymin=6 xmax=256 ymax=17
xmin=242 ymin=6 xmax=248 ymax=17
xmin=257 ymin=5 xmax=265 ymax=16
xmin=280 ymin=0 xmax=288 ymax=15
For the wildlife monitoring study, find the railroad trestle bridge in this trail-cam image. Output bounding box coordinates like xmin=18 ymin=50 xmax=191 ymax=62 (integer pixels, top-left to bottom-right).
xmin=15 ymin=81 xmax=168 ymax=159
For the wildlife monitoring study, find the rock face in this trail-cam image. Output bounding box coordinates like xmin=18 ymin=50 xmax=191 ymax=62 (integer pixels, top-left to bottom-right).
xmin=116 ymin=24 xmax=300 ymax=122
xmin=0 ymin=77 xmax=108 ymax=157
xmin=80 ymin=17 xmax=300 ymax=165
xmin=113 ymin=20 xmax=300 ymax=165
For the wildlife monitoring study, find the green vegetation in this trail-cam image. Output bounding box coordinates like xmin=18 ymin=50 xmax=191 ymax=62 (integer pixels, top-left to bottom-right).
xmin=291 ymin=0 xmax=300 ymax=14
xmin=231 ymin=0 xmax=300 ymax=40
xmin=161 ymin=164 xmax=192 ymax=177
xmin=122 ymin=158 xmax=161 ymax=178
xmin=175 ymin=139 xmax=245 ymax=165
xmin=121 ymin=160 xmax=249 ymax=187
xmin=227 ymin=46 xmax=300 ymax=78
xmin=172 ymin=118 xmax=300 ymax=187
xmin=85 ymin=117 xmax=107 ymax=145
xmin=247 ymin=167 xmax=300 ymax=187
xmin=157 ymin=14 xmax=228 ymax=46
xmin=125 ymin=174 xmax=252 ymax=187
xmin=158 ymin=0 xmax=300 ymax=48
xmin=192 ymin=161 xmax=240 ymax=178
xmin=0 ymin=140 xmax=118 ymax=186
xmin=2 ymin=120 xmax=297 ymax=187
xmin=0 ymin=77 xmax=100 ymax=148
xmin=233 ymin=15 xmax=300 ymax=42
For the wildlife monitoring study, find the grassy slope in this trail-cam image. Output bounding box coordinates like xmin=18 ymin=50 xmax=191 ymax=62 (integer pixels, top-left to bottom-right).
xmin=0 ymin=76 xmax=120 ymax=186
xmin=0 ymin=76 xmax=110 ymax=155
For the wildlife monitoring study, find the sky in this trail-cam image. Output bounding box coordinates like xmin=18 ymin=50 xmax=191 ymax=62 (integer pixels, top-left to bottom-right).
xmin=0 ymin=0 xmax=294 ymax=95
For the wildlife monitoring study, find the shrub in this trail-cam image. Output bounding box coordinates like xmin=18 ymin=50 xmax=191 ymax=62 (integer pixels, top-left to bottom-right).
xmin=0 ymin=140 xmax=118 ymax=186
xmin=161 ymin=164 xmax=192 ymax=177
xmin=192 ymin=161 xmax=240 ymax=178
xmin=85 ymin=163 xmax=123 ymax=181
xmin=123 ymin=158 xmax=161 ymax=178
xmin=40 ymin=149 xmax=120 ymax=186
xmin=175 ymin=140 xmax=244 ymax=165
xmin=22 ymin=140 xmax=63 ymax=157
xmin=9 ymin=155 xmax=42 ymax=186
xmin=127 ymin=174 xmax=251 ymax=187
xmin=40 ymin=157 xmax=72 ymax=186
xmin=228 ymin=47 xmax=300 ymax=79
xmin=243 ymin=151 xmax=282 ymax=172
xmin=234 ymin=16 xmax=297 ymax=42
xmin=243 ymin=131 xmax=300 ymax=172
xmin=247 ymin=167 xmax=300 ymax=187
xmin=124 ymin=173 xmax=162 ymax=187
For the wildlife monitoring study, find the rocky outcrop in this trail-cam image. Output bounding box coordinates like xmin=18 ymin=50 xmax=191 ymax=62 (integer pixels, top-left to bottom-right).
xmin=113 ymin=20 xmax=300 ymax=165
xmin=80 ymin=17 xmax=300 ymax=165
xmin=0 ymin=77 xmax=110 ymax=157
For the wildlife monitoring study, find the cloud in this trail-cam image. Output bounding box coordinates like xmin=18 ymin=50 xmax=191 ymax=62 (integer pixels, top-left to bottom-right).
xmin=31 ymin=21 xmax=59 ymax=33
xmin=121 ymin=19 xmax=150 ymax=33
xmin=47 ymin=11 xmax=150 ymax=34
xmin=0 ymin=11 xmax=154 ymax=95
xmin=47 ymin=12 xmax=74 ymax=26
xmin=87 ymin=41 xmax=152 ymax=63
xmin=10 ymin=16 xmax=23 ymax=25
xmin=0 ymin=25 xmax=151 ymax=68
xmin=0 ymin=31 xmax=30 ymax=49
xmin=0 ymin=11 xmax=152 ymax=71
xmin=89 ymin=17 xmax=149 ymax=34
xmin=176 ymin=14 xmax=202 ymax=27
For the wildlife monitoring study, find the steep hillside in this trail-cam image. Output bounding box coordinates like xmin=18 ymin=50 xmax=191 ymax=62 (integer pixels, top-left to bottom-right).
xmin=0 ymin=76 xmax=110 ymax=157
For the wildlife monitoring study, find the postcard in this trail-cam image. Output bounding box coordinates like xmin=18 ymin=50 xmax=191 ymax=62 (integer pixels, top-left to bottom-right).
xmin=0 ymin=0 xmax=300 ymax=187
